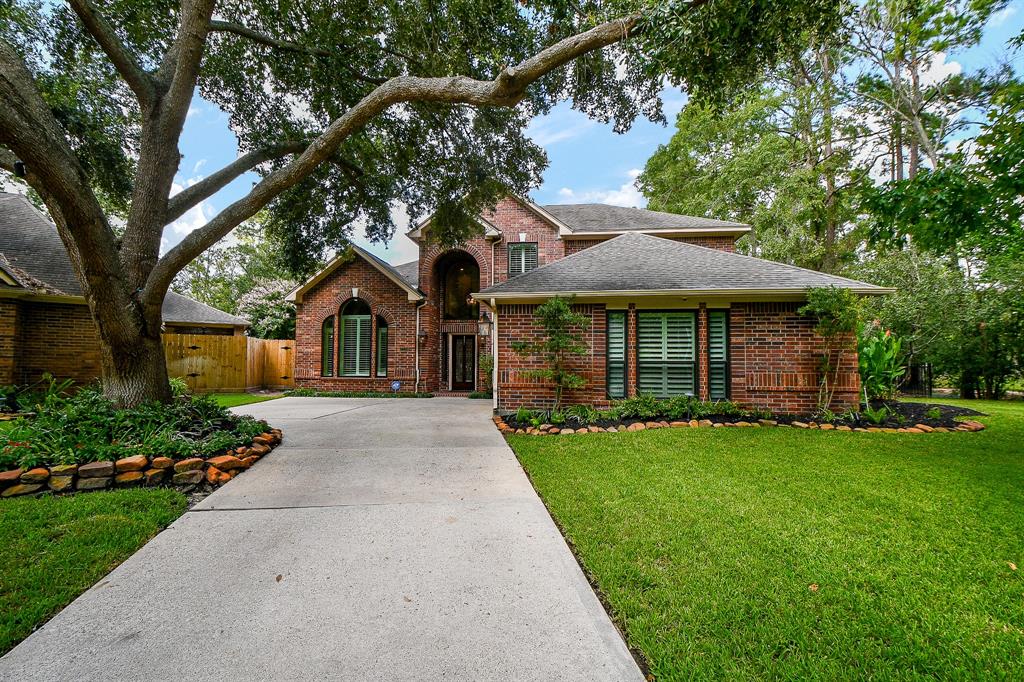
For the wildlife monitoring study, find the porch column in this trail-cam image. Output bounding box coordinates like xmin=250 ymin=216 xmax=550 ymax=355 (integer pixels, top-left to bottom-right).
xmin=626 ymin=303 xmax=638 ymax=397
xmin=698 ymin=303 xmax=710 ymax=401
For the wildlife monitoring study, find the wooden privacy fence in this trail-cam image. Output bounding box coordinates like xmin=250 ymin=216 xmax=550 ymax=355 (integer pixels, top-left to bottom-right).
xmin=163 ymin=333 xmax=295 ymax=393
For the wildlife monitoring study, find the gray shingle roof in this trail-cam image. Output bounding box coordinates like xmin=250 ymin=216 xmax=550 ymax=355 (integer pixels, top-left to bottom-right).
xmin=393 ymin=260 xmax=419 ymax=288
xmin=477 ymin=232 xmax=889 ymax=297
xmin=541 ymin=203 xmax=749 ymax=233
xmin=162 ymin=291 xmax=249 ymax=327
xmin=0 ymin=192 xmax=82 ymax=295
xmin=1 ymin=192 xmax=248 ymax=326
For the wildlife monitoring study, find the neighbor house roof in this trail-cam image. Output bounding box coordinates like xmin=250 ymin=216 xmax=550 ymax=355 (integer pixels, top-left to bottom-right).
xmin=541 ymin=203 xmax=750 ymax=236
xmin=285 ymin=243 xmax=425 ymax=303
xmin=0 ymin=192 xmax=248 ymax=327
xmin=393 ymin=260 xmax=419 ymax=288
xmin=474 ymin=232 xmax=892 ymax=300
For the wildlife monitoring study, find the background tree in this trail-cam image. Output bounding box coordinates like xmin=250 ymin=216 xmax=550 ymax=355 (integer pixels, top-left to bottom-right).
xmin=512 ymin=297 xmax=590 ymax=411
xmin=0 ymin=0 xmax=843 ymax=405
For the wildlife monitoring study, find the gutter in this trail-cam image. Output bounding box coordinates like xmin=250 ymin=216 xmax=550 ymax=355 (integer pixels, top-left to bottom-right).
xmin=414 ymin=299 xmax=427 ymax=393
xmin=471 ymin=286 xmax=895 ymax=301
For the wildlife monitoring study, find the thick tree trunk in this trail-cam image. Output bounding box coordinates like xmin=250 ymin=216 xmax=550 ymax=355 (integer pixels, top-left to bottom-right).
xmin=98 ymin=328 xmax=173 ymax=406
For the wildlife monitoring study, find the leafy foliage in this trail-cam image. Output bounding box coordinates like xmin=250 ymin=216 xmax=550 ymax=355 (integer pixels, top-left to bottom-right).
xmin=512 ymin=296 xmax=590 ymax=410
xmin=0 ymin=382 xmax=269 ymax=470
xmin=859 ymin=328 xmax=907 ymax=401
xmin=284 ymin=389 xmax=431 ymax=398
xmin=799 ymin=287 xmax=860 ymax=410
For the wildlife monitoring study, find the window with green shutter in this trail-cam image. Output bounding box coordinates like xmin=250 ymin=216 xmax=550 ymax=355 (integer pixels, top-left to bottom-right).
xmin=376 ymin=317 xmax=388 ymax=377
xmin=606 ymin=311 xmax=626 ymax=399
xmin=508 ymin=243 xmax=538 ymax=277
xmin=637 ymin=311 xmax=696 ymax=397
xmin=339 ymin=299 xmax=372 ymax=377
xmin=708 ymin=310 xmax=729 ymax=400
xmin=321 ymin=316 xmax=335 ymax=377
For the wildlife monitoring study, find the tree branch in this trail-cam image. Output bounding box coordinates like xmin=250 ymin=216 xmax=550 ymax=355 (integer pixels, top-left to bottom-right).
xmin=165 ymin=142 xmax=307 ymax=222
xmin=144 ymin=14 xmax=642 ymax=305
xmin=207 ymin=19 xmax=387 ymax=84
xmin=67 ymin=0 xmax=155 ymax=104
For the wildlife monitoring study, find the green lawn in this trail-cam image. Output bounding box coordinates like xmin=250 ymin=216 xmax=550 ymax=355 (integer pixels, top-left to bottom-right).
xmin=510 ymin=399 xmax=1024 ymax=680
xmin=209 ymin=392 xmax=280 ymax=408
xmin=0 ymin=488 xmax=186 ymax=654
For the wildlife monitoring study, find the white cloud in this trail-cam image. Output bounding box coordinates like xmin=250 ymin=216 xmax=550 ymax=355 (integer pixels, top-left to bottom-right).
xmin=192 ymin=159 xmax=207 ymax=175
xmin=186 ymin=105 xmax=200 ymax=119
xmin=919 ymin=52 xmax=962 ymax=87
xmin=553 ymin=169 xmax=646 ymax=208
xmin=166 ymin=181 xmax=212 ymax=240
xmin=992 ymin=5 xmax=1018 ymax=23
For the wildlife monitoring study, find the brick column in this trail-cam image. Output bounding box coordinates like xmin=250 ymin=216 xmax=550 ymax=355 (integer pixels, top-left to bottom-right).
xmin=698 ymin=303 xmax=709 ymax=401
xmin=626 ymin=304 xmax=638 ymax=397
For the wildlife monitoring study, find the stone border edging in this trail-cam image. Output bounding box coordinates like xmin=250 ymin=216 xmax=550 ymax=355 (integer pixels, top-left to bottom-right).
xmin=493 ymin=416 xmax=986 ymax=436
xmin=0 ymin=428 xmax=283 ymax=498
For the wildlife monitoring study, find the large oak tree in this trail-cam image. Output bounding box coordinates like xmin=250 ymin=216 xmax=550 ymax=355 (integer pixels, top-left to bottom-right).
xmin=0 ymin=0 xmax=840 ymax=405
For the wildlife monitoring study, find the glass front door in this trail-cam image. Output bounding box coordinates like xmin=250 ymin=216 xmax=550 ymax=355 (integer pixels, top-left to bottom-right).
xmin=451 ymin=335 xmax=476 ymax=391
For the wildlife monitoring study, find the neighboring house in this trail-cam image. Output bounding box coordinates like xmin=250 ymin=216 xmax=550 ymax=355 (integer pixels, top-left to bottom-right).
xmin=0 ymin=192 xmax=249 ymax=386
xmin=287 ymin=196 xmax=890 ymax=413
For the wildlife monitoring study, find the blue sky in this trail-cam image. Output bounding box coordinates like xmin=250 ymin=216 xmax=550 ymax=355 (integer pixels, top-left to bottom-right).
xmin=169 ymin=3 xmax=1024 ymax=266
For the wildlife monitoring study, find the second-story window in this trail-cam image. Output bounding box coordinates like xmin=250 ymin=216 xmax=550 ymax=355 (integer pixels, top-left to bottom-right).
xmin=508 ymin=242 xmax=538 ymax=277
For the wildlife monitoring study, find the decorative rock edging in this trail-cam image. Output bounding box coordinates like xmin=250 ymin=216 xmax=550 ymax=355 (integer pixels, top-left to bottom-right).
xmin=0 ymin=428 xmax=283 ymax=498
xmin=492 ymin=415 xmax=986 ymax=436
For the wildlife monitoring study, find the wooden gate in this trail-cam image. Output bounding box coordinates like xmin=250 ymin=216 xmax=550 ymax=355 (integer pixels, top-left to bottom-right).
xmin=163 ymin=333 xmax=295 ymax=392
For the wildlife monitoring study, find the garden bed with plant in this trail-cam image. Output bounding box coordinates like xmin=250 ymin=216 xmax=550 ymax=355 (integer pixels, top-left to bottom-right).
xmin=284 ymin=388 xmax=433 ymax=398
xmin=0 ymin=378 xmax=282 ymax=498
xmin=496 ymin=393 xmax=986 ymax=435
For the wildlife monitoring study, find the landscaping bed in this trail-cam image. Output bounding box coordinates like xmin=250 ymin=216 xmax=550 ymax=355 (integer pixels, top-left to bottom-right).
xmin=497 ymin=394 xmax=987 ymax=435
xmin=284 ymin=388 xmax=433 ymax=398
xmin=0 ymin=379 xmax=282 ymax=498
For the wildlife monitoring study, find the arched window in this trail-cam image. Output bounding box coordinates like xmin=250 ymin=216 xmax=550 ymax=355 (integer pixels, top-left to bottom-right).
xmin=339 ymin=299 xmax=372 ymax=376
xmin=321 ymin=316 xmax=335 ymax=376
xmin=376 ymin=316 xmax=388 ymax=377
xmin=441 ymin=254 xmax=479 ymax=320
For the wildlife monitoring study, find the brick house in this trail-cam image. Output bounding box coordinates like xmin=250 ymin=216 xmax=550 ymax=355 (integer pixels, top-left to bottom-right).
xmin=0 ymin=192 xmax=249 ymax=386
xmin=287 ymin=196 xmax=890 ymax=414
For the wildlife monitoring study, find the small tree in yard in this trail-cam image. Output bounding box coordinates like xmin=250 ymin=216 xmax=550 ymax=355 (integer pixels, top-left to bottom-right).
xmin=798 ymin=286 xmax=860 ymax=412
xmin=513 ymin=297 xmax=589 ymax=411
xmin=0 ymin=0 xmax=842 ymax=406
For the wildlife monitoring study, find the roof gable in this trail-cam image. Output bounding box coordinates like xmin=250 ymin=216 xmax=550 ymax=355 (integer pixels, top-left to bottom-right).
xmin=475 ymin=232 xmax=891 ymax=299
xmin=286 ymin=244 xmax=425 ymax=303
xmin=541 ymin=203 xmax=750 ymax=237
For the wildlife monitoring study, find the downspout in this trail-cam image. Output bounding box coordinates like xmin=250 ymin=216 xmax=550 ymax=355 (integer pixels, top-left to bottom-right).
xmin=414 ymin=299 xmax=426 ymax=393
xmin=491 ymin=297 xmax=498 ymax=412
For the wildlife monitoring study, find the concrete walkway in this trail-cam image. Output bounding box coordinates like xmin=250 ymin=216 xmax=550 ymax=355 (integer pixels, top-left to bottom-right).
xmin=1 ymin=398 xmax=642 ymax=681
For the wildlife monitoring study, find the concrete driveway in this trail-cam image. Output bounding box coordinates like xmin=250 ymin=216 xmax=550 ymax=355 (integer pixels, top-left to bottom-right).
xmin=0 ymin=397 xmax=643 ymax=681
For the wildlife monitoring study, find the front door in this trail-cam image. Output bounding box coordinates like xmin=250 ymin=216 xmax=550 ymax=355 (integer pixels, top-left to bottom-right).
xmin=451 ymin=335 xmax=476 ymax=391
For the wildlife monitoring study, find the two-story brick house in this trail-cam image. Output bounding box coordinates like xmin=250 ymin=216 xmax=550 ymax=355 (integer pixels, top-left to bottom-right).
xmin=287 ymin=196 xmax=890 ymax=413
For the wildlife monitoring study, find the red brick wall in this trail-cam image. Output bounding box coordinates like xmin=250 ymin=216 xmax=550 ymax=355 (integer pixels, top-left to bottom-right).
xmin=728 ymin=302 xmax=859 ymax=413
xmin=496 ymin=303 xmax=608 ymax=410
xmin=16 ymin=301 xmax=103 ymax=385
xmin=0 ymin=299 xmax=20 ymax=385
xmin=294 ymin=258 xmax=420 ymax=392
xmin=564 ymin=234 xmax=738 ymax=255
xmin=494 ymin=300 xmax=859 ymax=414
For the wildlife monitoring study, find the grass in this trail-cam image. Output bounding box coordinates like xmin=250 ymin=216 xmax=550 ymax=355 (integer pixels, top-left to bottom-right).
xmin=208 ymin=392 xmax=280 ymax=408
xmin=510 ymin=399 xmax=1024 ymax=680
xmin=0 ymin=488 xmax=186 ymax=654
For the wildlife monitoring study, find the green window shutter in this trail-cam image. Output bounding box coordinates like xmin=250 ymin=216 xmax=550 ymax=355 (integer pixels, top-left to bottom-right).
xmin=376 ymin=324 xmax=388 ymax=377
xmin=637 ymin=312 xmax=695 ymax=397
xmin=321 ymin=317 xmax=335 ymax=377
xmin=341 ymin=315 xmax=371 ymax=376
xmin=607 ymin=311 xmax=626 ymax=399
xmin=508 ymin=243 xmax=538 ymax=277
xmin=708 ymin=310 xmax=729 ymax=400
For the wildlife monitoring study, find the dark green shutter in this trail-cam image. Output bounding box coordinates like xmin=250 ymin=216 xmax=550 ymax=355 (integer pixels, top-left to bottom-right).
xmin=376 ymin=324 xmax=388 ymax=377
xmin=708 ymin=310 xmax=729 ymax=400
xmin=637 ymin=312 xmax=696 ymax=397
xmin=607 ymin=311 xmax=626 ymax=398
xmin=321 ymin=317 xmax=335 ymax=377
xmin=341 ymin=315 xmax=371 ymax=376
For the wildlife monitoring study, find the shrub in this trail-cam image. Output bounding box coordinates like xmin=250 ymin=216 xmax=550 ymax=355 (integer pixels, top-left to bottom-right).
xmin=615 ymin=393 xmax=663 ymax=420
xmin=0 ymin=385 xmax=270 ymax=470
xmin=567 ymin=404 xmax=599 ymax=426
xmin=862 ymin=404 xmax=890 ymax=425
xmin=859 ymin=328 xmax=907 ymax=400
xmin=512 ymin=296 xmax=590 ymax=410
xmin=284 ymin=389 xmax=432 ymax=398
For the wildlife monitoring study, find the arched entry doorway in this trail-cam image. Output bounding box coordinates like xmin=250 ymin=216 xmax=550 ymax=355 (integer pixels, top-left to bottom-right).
xmin=434 ymin=251 xmax=480 ymax=391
